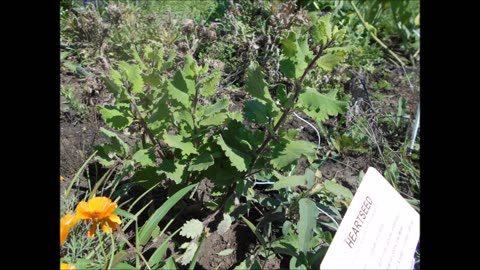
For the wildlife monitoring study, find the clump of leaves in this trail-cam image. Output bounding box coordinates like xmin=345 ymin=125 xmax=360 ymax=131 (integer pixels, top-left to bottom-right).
xmin=61 ymin=86 xmax=89 ymax=120
xmin=373 ymin=79 xmax=393 ymax=91
xmin=95 ymin=9 xmax=352 ymax=267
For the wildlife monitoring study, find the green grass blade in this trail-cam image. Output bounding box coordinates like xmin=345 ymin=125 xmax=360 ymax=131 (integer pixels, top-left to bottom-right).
xmin=110 ymin=250 xmax=128 ymax=268
xmin=114 ymin=208 xmax=137 ymax=221
xmin=122 ymin=200 xmax=152 ymax=231
xmin=128 ymin=182 xmax=160 ymax=213
xmin=90 ymin=166 xmax=115 ymax=199
xmin=64 ymin=150 xmax=97 ymax=196
xmin=107 ymin=231 xmax=116 ymax=270
xmin=138 ymin=184 xmax=196 ymax=245
xmin=162 ymin=257 xmax=177 ymax=270
xmin=111 ymin=262 xmax=136 ymax=270
xmin=148 ymin=228 xmax=181 ymax=267
xmin=240 ymin=215 xmax=267 ymax=248
xmin=188 ymin=231 xmax=206 ymax=270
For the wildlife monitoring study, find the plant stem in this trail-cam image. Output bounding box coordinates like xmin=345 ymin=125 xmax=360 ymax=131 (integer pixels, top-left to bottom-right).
xmin=192 ymin=84 xmax=200 ymax=148
xmin=249 ymin=42 xmax=332 ymax=170
xmin=89 ymin=166 xmax=115 ymax=199
xmin=130 ymin=97 xmax=166 ymax=159
xmin=65 ymin=151 xmax=97 ymax=197
xmin=202 ymin=183 xmax=236 ymax=227
xmin=189 ymin=231 xmax=207 ymax=270
xmin=350 ymin=1 xmax=405 ymax=67
xmin=107 ymin=232 xmax=116 ymax=270
xmin=116 ymin=224 xmax=152 ymax=270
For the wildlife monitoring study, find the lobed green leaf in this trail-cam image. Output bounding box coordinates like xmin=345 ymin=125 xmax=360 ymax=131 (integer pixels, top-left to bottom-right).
xmin=297 ymin=88 xmax=348 ymax=123
xmin=98 ymin=103 xmax=133 ymax=130
xmin=267 ymin=171 xmax=309 ymax=191
xmin=163 ymin=134 xmax=198 ymax=156
xmin=180 ymin=219 xmax=204 ymax=239
xmin=188 ymin=152 xmax=215 ymax=172
xmin=216 ymin=135 xmax=251 ymax=172
xmin=270 ymin=140 xmax=317 ymax=169
xmin=132 ymin=148 xmax=156 ymax=167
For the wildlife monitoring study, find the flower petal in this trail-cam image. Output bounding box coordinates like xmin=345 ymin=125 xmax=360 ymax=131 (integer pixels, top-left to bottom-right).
xmin=103 ymin=202 xmax=118 ymax=216
xmin=100 ymin=220 xmax=113 ymax=234
xmin=87 ymin=197 xmax=117 ymax=219
xmin=76 ymin=201 xmax=93 ymax=220
xmin=87 ymin=220 xmax=97 ymax=238
xmin=60 ymin=214 xmax=78 ymax=246
xmin=104 ymin=218 xmax=120 ymax=234
xmin=108 ymin=214 xmax=122 ymax=225
xmin=62 ymin=214 xmax=79 ymax=227
xmin=60 ymin=226 xmax=68 ymax=246
xmin=60 ymin=262 xmax=76 ymax=270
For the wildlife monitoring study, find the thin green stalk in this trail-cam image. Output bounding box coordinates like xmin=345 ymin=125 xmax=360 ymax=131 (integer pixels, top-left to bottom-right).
xmin=115 ymin=223 xmax=153 ymax=270
xmin=123 ymin=200 xmax=152 ymax=231
xmin=108 ymin=164 xmax=132 ymax=199
xmin=135 ymin=221 xmax=140 ymax=269
xmin=127 ymin=182 xmax=160 ymax=212
xmin=85 ymin=169 xmax=92 ymax=198
xmin=189 ymin=182 xmax=201 ymax=200
xmin=188 ymin=231 xmax=207 ymax=270
xmin=90 ymin=166 xmax=116 ymax=199
xmin=130 ymin=96 xmax=166 ymax=159
xmin=192 ymin=79 xmax=201 ymax=148
xmin=65 ymin=151 xmax=97 ymax=197
xmin=350 ymin=1 xmax=405 ymax=67
xmin=85 ymin=237 xmax=98 ymax=260
xmin=97 ymin=230 xmax=108 ymax=263
xmin=106 ymin=232 xmax=116 ymax=270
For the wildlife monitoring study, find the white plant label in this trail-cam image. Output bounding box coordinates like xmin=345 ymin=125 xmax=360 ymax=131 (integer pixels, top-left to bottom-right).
xmin=320 ymin=167 xmax=419 ymax=270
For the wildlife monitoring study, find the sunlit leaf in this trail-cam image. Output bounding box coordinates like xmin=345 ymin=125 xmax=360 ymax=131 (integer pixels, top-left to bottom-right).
xmin=216 ymin=135 xmax=251 ymax=172
xmin=180 ymin=219 xmax=203 ymax=239
xmin=270 ymin=140 xmax=317 ymax=169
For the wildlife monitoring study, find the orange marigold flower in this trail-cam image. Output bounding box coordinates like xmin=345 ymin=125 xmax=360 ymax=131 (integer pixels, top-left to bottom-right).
xmin=60 ymin=213 xmax=78 ymax=246
xmin=60 ymin=176 xmax=65 ymax=181
xmin=60 ymin=262 xmax=76 ymax=270
xmin=75 ymin=196 xmax=122 ymax=237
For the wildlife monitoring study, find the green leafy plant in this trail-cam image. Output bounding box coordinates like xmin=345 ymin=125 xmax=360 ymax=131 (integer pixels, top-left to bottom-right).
xmin=61 ymin=1 xmax=420 ymax=268
xmin=93 ymin=10 xmax=351 ymax=265
xmin=373 ymin=79 xmax=393 ymax=91
xmin=229 ymin=167 xmax=351 ymax=269
xmin=61 ymin=85 xmax=89 ymax=119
